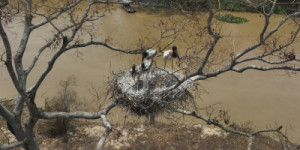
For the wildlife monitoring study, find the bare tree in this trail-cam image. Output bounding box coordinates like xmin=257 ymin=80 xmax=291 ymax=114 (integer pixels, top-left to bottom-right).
xmin=0 ymin=0 xmax=147 ymax=149
xmin=0 ymin=0 xmax=299 ymax=150
xmin=108 ymin=0 xmax=300 ymax=149
xmin=0 ymin=0 xmax=185 ymax=149
xmin=169 ymin=0 xmax=300 ymax=149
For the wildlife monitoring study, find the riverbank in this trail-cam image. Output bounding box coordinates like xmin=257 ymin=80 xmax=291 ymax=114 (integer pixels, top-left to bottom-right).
xmin=0 ymin=119 xmax=292 ymax=150
xmin=0 ymin=100 xmax=298 ymax=149
xmin=132 ymin=0 xmax=299 ymax=14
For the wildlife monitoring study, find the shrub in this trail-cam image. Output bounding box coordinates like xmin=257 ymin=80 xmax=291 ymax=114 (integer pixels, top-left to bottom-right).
xmin=43 ymin=75 xmax=77 ymax=136
xmin=215 ymin=14 xmax=249 ymax=24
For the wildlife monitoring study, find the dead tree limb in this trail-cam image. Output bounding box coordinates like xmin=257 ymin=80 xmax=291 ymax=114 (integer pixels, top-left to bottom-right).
xmin=182 ymin=0 xmax=300 ymax=85
xmin=173 ymin=108 xmax=283 ymax=150
xmin=96 ymin=100 xmax=117 ymax=150
xmin=38 ymin=100 xmax=117 ymax=150
xmin=0 ymin=139 xmax=26 ymax=150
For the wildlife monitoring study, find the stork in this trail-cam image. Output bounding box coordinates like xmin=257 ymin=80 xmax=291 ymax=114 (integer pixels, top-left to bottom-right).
xmin=163 ymin=46 xmax=180 ymax=70
xmin=142 ymin=49 xmax=157 ymax=62
xmin=130 ymin=62 xmax=146 ymax=81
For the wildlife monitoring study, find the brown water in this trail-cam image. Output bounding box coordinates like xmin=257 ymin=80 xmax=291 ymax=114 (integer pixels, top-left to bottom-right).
xmin=0 ymin=6 xmax=300 ymax=143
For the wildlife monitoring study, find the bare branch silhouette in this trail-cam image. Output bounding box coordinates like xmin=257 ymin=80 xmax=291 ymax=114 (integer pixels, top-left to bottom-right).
xmin=173 ymin=108 xmax=284 ymax=150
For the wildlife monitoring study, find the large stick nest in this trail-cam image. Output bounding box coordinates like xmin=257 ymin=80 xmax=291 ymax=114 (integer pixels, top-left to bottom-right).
xmin=109 ymin=65 xmax=195 ymax=117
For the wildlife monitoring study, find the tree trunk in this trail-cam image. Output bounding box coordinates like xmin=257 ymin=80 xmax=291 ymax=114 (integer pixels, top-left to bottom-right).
xmin=7 ymin=116 xmax=39 ymax=150
xmin=150 ymin=113 xmax=155 ymax=124
xmin=24 ymin=138 xmax=39 ymax=150
xmin=23 ymin=118 xmax=39 ymax=150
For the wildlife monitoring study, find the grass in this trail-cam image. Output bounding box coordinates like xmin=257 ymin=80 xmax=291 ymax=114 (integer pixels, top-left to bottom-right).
xmin=215 ymin=14 xmax=249 ymax=24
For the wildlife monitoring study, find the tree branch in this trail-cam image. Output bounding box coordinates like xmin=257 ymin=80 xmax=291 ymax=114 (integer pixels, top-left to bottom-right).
xmin=197 ymin=0 xmax=221 ymax=74
xmin=30 ymin=12 xmax=65 ymax=38
xmin=26 ymin=17 xmax=93 ymax=75
xmin=26 ymin=36 xmax=57 ymax=75
xmin=39 ymin=100 xmax=117 ymax=120
xmin=14 ymin=0 xmax=33 ymax=78
xmin=13 ymin=96 xmax=26 ymax=117
xmin=173 ymin=108 xmax=250 ymax=137
xmin=237 ymin=24 xmax=300 ymax=65
xmin=69 ymin=1 xmax=94 ymax=42
xmin=252 ymin=126 xmax=282 ymax=136
xmin=39 ymin=100 xmax=117 ymax=150
xmin=232 ymin=65 xmax=300 ymax=73
xmin=96 ymin=100 xmax=117 ymax=150
xmin=0 ymin=13 xmax=21 ymax=94
xmin=167 ymin=1 xmax=300 ymax=100
xmin=263 ymin=11 xmax=300 ymax=42
xmin=28 ymin=37 xmax=69 ymax=93
xmin=31 ymin=0 xmax=132 ymax=31
xmin=94 ymin=0 xmax=133 ymax=4
xmin=66 ymin=41 xmax=143 ymax=54
xmin=0 ymin=139 xmax=26 ymax=150
xmin=31 ymin=0 xmax=83 ymax=30
xmin=206 ymin=0 xmax=220 ymax=39
xmin=260 ymin=0 xmax=277 ymax=43
xmin=234 ymin=11 xmax=300 ymax=62
xmin=0 ymin=104 xmax=13 ymax=121
xmin=39 ymin=111 xmax=102 ymax=119
xmin=241 ymin=58 xmax=294 ymax=65
xmin=173 ymin=108 xmax=283 ymax=150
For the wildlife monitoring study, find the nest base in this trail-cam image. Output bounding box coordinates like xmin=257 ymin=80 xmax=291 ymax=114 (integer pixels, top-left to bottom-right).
xmin=110 ymin=67 xmax=193 ymax=116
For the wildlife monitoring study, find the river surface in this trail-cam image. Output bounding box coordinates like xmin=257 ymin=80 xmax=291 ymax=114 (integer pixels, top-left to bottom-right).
xmin=0 ymin=5 xmax=300 ymax=143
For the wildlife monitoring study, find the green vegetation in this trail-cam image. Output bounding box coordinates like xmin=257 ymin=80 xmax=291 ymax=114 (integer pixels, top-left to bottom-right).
xmin=215 ymin=14 xmax=249 ymax=24
xmin=221 ymin=0 xmax=248 ymax=12
xmin=141 ymin=0 xmax=300 ymax=14
xmin=215 ymin=0 xmax=300 ymax=14
xmin=273 ymin=1 xmax=300 ymax=14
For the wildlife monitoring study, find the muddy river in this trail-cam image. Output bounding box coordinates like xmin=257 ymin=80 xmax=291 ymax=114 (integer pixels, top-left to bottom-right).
xmin=0 ymin=5 xmax=300 ymax=143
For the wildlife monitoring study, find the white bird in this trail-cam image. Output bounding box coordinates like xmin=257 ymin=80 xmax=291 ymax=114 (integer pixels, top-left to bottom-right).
xmin=163 ymin=46 xmax=180 ymax=70
xmin=142 ymin=49 xmax=157 ymax=62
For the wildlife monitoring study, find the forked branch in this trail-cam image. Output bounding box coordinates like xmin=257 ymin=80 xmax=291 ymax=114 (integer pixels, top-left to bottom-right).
xmin=173 ymin=108 xmax=283 ymax=150
xmin=97 ymin=100 xmax=117 ymax=150
xmin=39 ymin=100 xmax=117 ymax=150
xmin=0 ymin=14 xmax=21 ymax=94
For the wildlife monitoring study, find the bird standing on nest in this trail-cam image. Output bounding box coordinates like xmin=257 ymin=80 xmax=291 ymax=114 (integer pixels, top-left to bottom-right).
xmin=142 ymin=49 xmax=157 ymax=67
xmin=163 ymin=46 xmax=180 ymax=70
xmin=142 ymin=49 xmax=158 ymax=62
xmin=130 ymin=62 xmax=146 ymax=81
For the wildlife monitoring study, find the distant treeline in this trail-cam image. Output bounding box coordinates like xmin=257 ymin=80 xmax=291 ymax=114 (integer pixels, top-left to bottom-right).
xmin=133 ymin=0 xmax=300 ymax=14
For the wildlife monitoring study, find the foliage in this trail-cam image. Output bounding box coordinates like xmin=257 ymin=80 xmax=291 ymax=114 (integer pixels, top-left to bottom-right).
xmin=220 ymin=0 xmax=249 ymax=12
xmin=173 ymin=0 xmax=206 ymax=11
xmin=136 ymin=0 xmax=207 ymax=11
xmin=274 ymin=0 xmax=300 ymax=14
xmin=44 ymin=76 xmax=77 ymax=135
xmin=136 ymin=0 xmax=300 ymax=14
xmin=215 ymin=14 xmax=249 ymax=24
